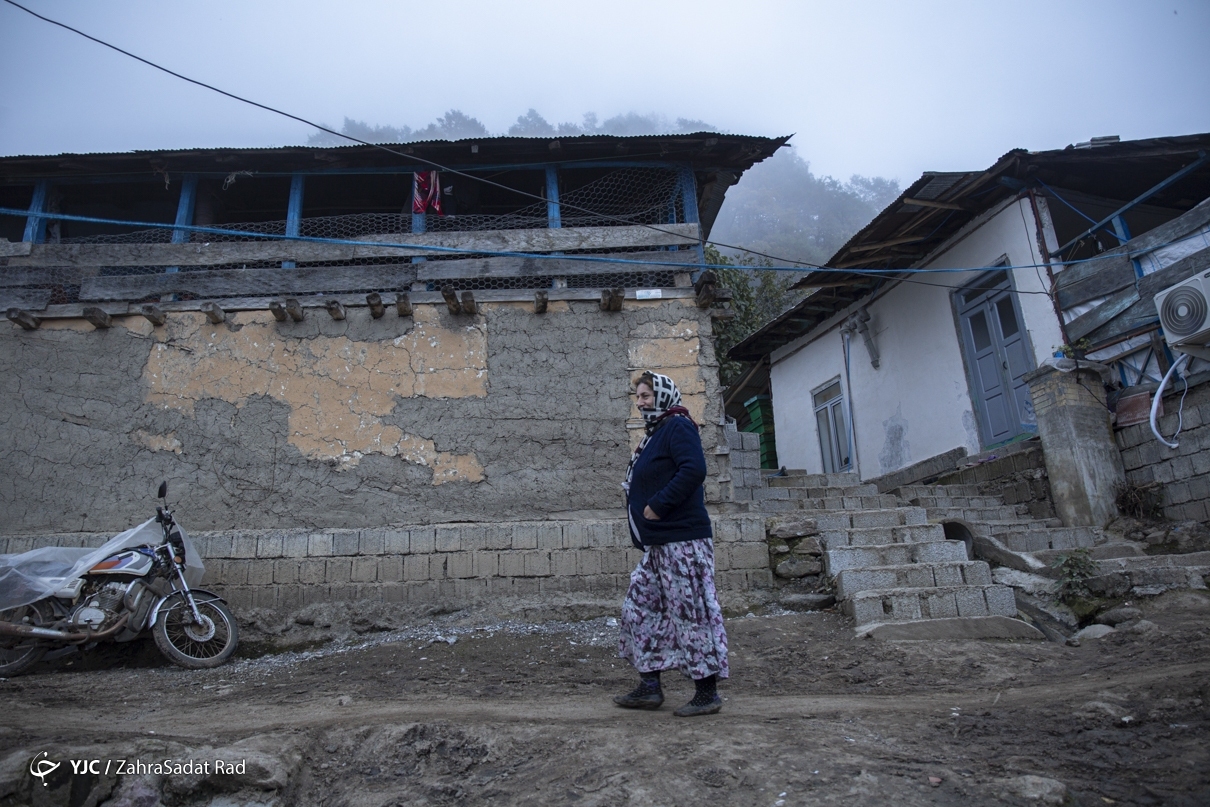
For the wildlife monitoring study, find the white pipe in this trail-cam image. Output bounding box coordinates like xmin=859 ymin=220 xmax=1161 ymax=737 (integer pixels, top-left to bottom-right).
xmin=1150 ymin=353 xmax=1190 ymax=448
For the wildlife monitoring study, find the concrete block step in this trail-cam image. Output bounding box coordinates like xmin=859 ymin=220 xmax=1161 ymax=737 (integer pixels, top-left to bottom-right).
xmin=1093 ymin=550 xmax=1210 ymax=573
xmin=1033 ymin=543 xmax=1146 ymax=564
xmin=809 ymin=507 xmax=930 ymax=531
xmin=844 ymin=584 xmax=1017 ymax=625
xmin=825 ymin=540 xmax=969 ymax=575
xmin=896 ymin=483 xmax=982 ymax=499
xmin=779 ymin=494 xmax=902 ymax=510
xmin=909 ymin=495 xmax=1009 ymax=509
xmin=987 ymin=524 xmax=1103 ymax=553
xmin=771 ymin=471 xmax=860 ymax=486
xmin=835 ymin=561 xmax=994 ymax=599
xmin=924 ymin=505 xmax=1030 ymax=522
xmin=823 ymin=523 xmax=946 ymax=549
xmin=766 ymin=479 xmax=880 ymax=496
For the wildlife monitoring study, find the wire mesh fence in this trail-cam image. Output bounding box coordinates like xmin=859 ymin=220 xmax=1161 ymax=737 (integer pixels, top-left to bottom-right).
xmin=1 ymin=167 xmax=695 ymax=307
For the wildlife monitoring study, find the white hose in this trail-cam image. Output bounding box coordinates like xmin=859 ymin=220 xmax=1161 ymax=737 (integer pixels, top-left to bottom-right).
xmin=1150 ymin=353 xmax=1190 ymax=448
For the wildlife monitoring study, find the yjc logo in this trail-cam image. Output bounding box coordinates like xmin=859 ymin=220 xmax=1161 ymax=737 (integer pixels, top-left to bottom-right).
xmin=29 ymin=751 xmax=61 ymax=787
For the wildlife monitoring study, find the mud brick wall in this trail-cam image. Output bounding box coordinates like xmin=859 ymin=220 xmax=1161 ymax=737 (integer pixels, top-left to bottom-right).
xmin=1116 ymin=380 xmax=1210 ymax=523
xmin=0 ymin=299 xmax=722 ymax=535
xmin=0 ymin=514 xmax=773 ymax=609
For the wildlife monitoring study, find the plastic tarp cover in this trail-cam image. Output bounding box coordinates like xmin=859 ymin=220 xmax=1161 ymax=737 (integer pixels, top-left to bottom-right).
xmin=0 ymin=518 xmax=204 ymax=611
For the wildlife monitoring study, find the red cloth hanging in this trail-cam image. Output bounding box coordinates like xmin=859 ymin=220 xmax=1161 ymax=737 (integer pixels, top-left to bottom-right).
xmin=412 ymin=170 xmax=443 ymax=215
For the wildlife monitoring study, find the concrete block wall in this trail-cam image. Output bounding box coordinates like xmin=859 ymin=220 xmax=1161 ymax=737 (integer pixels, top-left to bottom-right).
xmin=0 ymin=514 xmax=773 ymax=611
xmin=1116 ymin=380 xmax=1210 ymax=523
xmin=718 ymin=423 xmax=764 ymax=502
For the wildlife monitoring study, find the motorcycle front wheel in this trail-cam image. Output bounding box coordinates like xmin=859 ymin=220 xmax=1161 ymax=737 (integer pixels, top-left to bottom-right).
xmin=152 ymin=594 xmax=239 ymax=669
xmin=0 ymin=601 xmax=52 ymax=676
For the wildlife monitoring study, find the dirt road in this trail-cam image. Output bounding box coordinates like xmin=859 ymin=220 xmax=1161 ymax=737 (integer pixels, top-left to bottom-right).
xmin=2 ymin=591 xmax=1209 ymax=806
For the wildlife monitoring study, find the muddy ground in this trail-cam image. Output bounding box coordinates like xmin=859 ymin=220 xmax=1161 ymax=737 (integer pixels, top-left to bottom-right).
xmin=2 ymin=591 xmax=1209 ymax=807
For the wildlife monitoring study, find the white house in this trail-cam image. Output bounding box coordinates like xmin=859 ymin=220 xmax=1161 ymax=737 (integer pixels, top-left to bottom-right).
xmin=728 ymin=133 xmax=1210 ymax=486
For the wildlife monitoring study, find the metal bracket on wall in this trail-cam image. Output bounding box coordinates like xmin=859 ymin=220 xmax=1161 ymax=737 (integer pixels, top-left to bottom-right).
xmin=841 ymin=307 xmax=880 ymax=369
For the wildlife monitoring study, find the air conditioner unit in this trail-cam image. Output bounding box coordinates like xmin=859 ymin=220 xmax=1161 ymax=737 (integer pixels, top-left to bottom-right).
xmin=1155 ymin=272 xmax=1210 ymax=361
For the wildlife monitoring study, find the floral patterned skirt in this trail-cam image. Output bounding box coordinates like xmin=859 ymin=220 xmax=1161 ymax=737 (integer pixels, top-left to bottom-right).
xmin=618 ymin=538 xmax=729 ymax=680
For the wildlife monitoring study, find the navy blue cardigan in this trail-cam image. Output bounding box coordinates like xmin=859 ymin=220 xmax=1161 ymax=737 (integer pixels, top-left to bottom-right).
xmin=627 ymin=415 xmax=713 ymax=548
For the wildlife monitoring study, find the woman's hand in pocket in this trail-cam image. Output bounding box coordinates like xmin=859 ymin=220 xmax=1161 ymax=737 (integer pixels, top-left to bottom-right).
xmin=643 ymin=505 xmax=660 ymax=521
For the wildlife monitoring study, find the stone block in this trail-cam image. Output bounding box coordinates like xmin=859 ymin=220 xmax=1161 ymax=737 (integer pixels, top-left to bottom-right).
xmin=404 ymin=555 xmax=429 ymax=582
xmin=409 ymin=527 xmax=436 ymax=554
xmin=536 ymin=523 xmax=562 ymax=550
xmin=577 ymin=549 xmax=604 ymax=576
xmin=277 ymin=585 xmax=304 ymax=610
xmin=272 ymin=559 xmax=299 ymax=584
xmin=730 ymin=542 xmax=768 ymax=570
xmin=562 ymin=522 xmax=589 ymax=549
xmin=328 ymin=584 xmax=356 ymax=602
xmin=588 ymin=522 xmax=614 ymax=548
xmin=473 ymin=551 xmax=499 ymax=577
xmin=985 ymin=585 xmax=1017 ymax=616
xmin=298 ymin=559 xmax=326 ymax=585
xmin=384 ymin=529 xmax=409 ymax=555
xmin=739 ymin=516 xmax=766 ymax=543
xmin=231 ymin=535 xmax=257 ymax=559
xmin=460 ymin=525 xmax=487 ymax=551
xmin=382 ymin=582 xmax=407 ymax=603
xmin=254 ymin=534 xmax=283 ymax=559
xmin=428 ymin=555 xmax=448 ymax=579
xmin=499 ymin=551 xmax=526 ymax=577
xmin=282 ymin=534 xmax=308 ymax=558
xmin=741 ymin=432 xmax=760 ymax=451
xmin=904 ymin=566 xmax=934 ymax=588
xmin=513 ymin=524 xmax=539 ymax=550
xmin=435 ymin=526 xmax=462 ymax=552
xmin=924 ymin=591 xmax=959 ymax=618
xmin=1172 ymin=455 xmax=1196 ymax=480
xmin=251 ymin=586 xmax=278 ymax=609
xmin=523 ymin=550 xmax=551 ymax=577
xmin=443 ymin=551 xmax=472 ymax=579
xmin=247 ymin=562 xmax=273 ymax=586
xmin=359 ymin=529 xmax=386 ymax=556
xmin=221 ymin=559 xmax=250 ymax=585
xmin=204 ymin=535 xmax=233 ymax=557
xmin=602 ymin=549 xmax=633 ymax=575
xmin=333 ymin=532 xmax=359 ymax=556
xmin=307 ymin=533 xmax=333 ymax=557
xmin=852 ymin=510 xmax=899 ymax=529
xmin=351 ymin=557 xmax=378 ymax=582
xmin=932 ymin=564 xmax=962 ymax=587
xmin=301 ymin=584 xmax=330 ymax=605
xmin=954 ymin=587 xmax=989 ymax=617
xmin=379 ymin=555 xmax=403 ymax=582
xmin=551 ymin=550 xmax=578 ymax=577
xmin=484 ymin=525 xmax=513 ymax=550
xmin=222 ymin=586 xmax=253 ymax=609
xmin=326 ymin=558 xmax=352 ymax=583
xmin=962 ymin=564 xmax=993 ymax=586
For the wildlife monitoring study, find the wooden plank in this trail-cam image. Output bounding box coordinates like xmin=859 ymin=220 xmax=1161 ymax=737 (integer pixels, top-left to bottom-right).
xmin=1086 ymin=303 xmax=1160 ymax=348
xmin=8 ymin=223 xmax=702 ymax=269
xmin=0 ymin=288 xmax=52 ymax=311
xmin=0 ymin=266 xmax=99 ymax=288
xmin=79 ymin=265 xmax=420 ymax=302
xmin=414 ymin=249 xmax=698 ymax=282
xmin=1055 ymin=253 xmax=1135 ymax=310
xmin=1065 ymin=285 xmax=1141 ymax=342
xmin=21 ymin=287 xmax=698 ymax=320
xmin=0 ymin=240 xmax=32 ymax=258
xmin=1136 ymin=244 xmax=1210 ymax=301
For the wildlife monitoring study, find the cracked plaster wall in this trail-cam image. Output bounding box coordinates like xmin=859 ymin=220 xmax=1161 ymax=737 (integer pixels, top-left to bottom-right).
xmin=0 ymin=299 xmax=720 ymax=534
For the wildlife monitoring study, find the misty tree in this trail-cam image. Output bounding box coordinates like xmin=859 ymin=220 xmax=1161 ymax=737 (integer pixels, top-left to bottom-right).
xmin=308 ymin=110 xmax=490 ymax=146
xmin=710 ymin=147 xmax=900 ymax=268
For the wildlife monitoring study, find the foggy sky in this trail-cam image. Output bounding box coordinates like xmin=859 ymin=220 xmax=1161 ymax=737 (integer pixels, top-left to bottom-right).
xmin=1 ymin=0 xmax=1208 ymax=185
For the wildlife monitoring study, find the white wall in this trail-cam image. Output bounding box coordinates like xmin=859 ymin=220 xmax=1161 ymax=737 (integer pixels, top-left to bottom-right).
xmin=770 ymin=198 xmax=1065 ymax=480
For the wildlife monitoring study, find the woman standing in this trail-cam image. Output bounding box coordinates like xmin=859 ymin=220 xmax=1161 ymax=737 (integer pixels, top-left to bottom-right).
xmin=615 ymin=371 xmax=729 ymax=717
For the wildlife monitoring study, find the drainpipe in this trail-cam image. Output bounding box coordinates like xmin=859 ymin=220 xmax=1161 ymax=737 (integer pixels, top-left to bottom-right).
xmin=840 ymin=330 xmax=861 ymax=476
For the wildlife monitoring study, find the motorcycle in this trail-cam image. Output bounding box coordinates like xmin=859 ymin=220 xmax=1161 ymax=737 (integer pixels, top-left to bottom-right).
xmin=0 ymin=482 xmax=238 ymax=675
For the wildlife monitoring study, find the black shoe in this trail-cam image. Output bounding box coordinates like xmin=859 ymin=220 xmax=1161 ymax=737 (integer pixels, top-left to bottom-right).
xmin=613 ymin=685 xmax=664 ymax=710
xmin=673 ymin=695 xmax=722 ymax=717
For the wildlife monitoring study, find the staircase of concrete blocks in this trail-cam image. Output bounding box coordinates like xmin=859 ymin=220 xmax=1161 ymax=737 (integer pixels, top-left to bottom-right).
xmin=892 ymin=483 xmax=1127 ymax=568
xmin=750 ymin=471 xmax=1019 ymax=631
